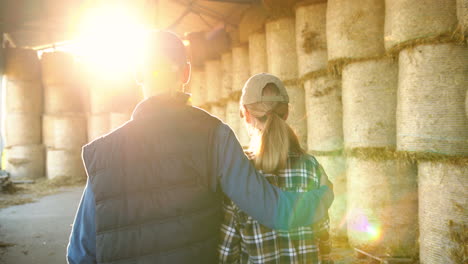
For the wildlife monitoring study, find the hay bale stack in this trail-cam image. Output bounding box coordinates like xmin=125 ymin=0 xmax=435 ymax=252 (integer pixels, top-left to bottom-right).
xmin=42 ymin=114 xmax=87 ymax=150
xmin=248 ymin=32 xmax=268 ymax=75
xmin=189 ymin=68 xmax=206 ymax=107
xmin=419 ymin=161 xmax=467 ymax=264
xmin=295 ymin=1 xmax=328 ymax=77
xmin=4 ymin=113 xmax=42 ymax=147
xmin=347 ymin=157 xmax=418 ymax=257
xmin=397 ymin=43 xmax=468 ymax=156
xmin=326 ymin=0 xmax=385 ymax=62
xmin=205 ymin=60 xmax=222 ymax=104
xmin=4 ymin=48 xmax=40 ymax=81
xmin=210 ymin=105 xmax=226 ymax=122
xmin=266 ymin=17 xmax=298 ymax=81
xmin=87 ymin=114 xmax=111 ymax=142
xmin=232 ymin=45 xmax=250 ymax=92
xmin=3 ymin=80 xmax=42 ymax=114
xmin=110 ymin=112 xmax=131 ymax=131
xmin=314 ymin=154 xmax=347 ymax=239
xmin=221 ymin=52 xmax=233 ymax=100
xmin=46 ymin=149 xmax=86 ymax=180
xmin=304 ymin=76 xmax=343 ymax=152
xmin=238 ymin=4 xmax=268 ymax=44
xmin=286 ymin=85 xmax=308 ymax=149
xmin=225 ymin=100 xmax=241 ymax=141
xmin=5 ymin=145 xmax=45 ymax=179
xmin=457 ymin=0 xmax=468 ymax=37
xmin=342 ymin=58 xmax=398 ymax=149
xmin=385 ymin=0 xmax=458 ymax=51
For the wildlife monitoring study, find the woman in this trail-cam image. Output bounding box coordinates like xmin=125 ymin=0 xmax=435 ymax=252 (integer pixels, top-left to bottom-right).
xmin=218 ymin=73 xmax=333 ymax=264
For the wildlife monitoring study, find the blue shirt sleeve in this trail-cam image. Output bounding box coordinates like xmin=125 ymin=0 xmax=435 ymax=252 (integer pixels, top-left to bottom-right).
xmin=67 ymin=180 xmax=97 ymax=264
xmin=213 ymin=123 xmax=333 ymax=230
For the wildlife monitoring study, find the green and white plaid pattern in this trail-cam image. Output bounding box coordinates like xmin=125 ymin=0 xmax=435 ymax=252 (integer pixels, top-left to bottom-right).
xmin=218 ymin=153 xmax=332 ymax=264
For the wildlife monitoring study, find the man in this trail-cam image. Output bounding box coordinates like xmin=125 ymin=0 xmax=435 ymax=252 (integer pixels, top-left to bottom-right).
xmin=67 ymin=31 xmax=333 ymax=264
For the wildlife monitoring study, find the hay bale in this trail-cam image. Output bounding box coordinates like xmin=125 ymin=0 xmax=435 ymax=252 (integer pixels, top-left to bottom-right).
xmin=42 ymin=114 xmax=87 ymax=150
xmin=205 ymin=60 xmax=222 ymax=104
xmin=4 ymin=113 xmax=41 ymax=147
xmin=87 ymin=114 xmax=110 ymax=142
xmin=89 ymin=86 xmax=113 ymax=114
xmin=326 ymin=0 xmax=385 ymax=62
xmin=248 ymin=32 xmax=268 ymax=75
xmin=225 ymin=100 xmax=241 ymax=141
xmin=263 ymin=0 xmax=300 ymax=19
xmin=419 ymin=161 xmax=467 ymax=264
xmin=398 ymin=43 xmax=468 ymax=156
xmin=342 ymin=58 xmax=398 ymax=149
xmin=5 ymin=145 xmax=45 ymax=179
xmin=266 ymin=17 xmax=298 ymax=81
xmin=286 ymin=84 xmax=308 ymax=149
xmin=466 ymin=88 xmax=468 ymax=118
xmin=3 ymin=80 xmax=43 ymax=114
xmin=46 ymin=149 xmax=86 ymax=180
xmin=304 ymin=76 xmax=343 ymax=152
xmin=239 ymin=4 xmax=268 ymax=43
xmin=110 ymin=112 xmax=131 ymax=130
xmin=44 ymin=84 xmax=84 ymax=114
xmin=314 ymin=154 xmax=347 ymax=239
xmin=385 ymin=0 xmax=458 ymax=51
xmin=4 ymin=48 xmax=40 ymax=81
xmin=189 ymin=69 xmax=206 ymax=106
xmin=210 ymin=105 xmax=226 ymax=122
xmin=232 ymin=45 xmax=251 ymax=92
xmin=40 ymin=51 xmax=76 ymax=86
xmin=347 ymin=157 xmax=418 ymax=257
xmin=221 ymin=52 xmax=233 ymax=100
xmin=295 ymin=2 xmax=328 ymax=77
xmin=457 ymin=0 xmax=468 ymax=37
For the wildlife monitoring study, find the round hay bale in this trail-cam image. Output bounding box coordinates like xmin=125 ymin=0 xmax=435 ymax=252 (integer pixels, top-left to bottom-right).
xmin=225 ymin=100 xmax=241 ymax=141
xmin=397 ymin=43 xmax=468 ymax=156
xmin=326 ymin=0 xmax=385 ymax=62
xmin=44 ymin=84 xmax=84 ymax=114
xmin=189 ymin=69 xmax=206 ymax=106
xmin=248 ymin=32 xmax=268 ymax=75
xmin=89 ymin=86 xmax=113 ymax=114
xmin=304 ymin=76 xmax=343 ymax=152
xmin=314 ymin=154 xmax=347 ymax=239
xmin=239 ymin=4 xmax=268 ymax=43
xmin=210 ymin=105 xmax=226 ymax=122
xmin=286 ymin=84 xmax=308 ymax=149
xmin=266 ymin=17 xmax=298 ymax=81
xmin=40 ymin=51 xmax=76 ymax=86
xmin=295 ymin=1 xmax=328 ymax=77
xmin=342 ymin=58 xmax=398 ymax=149
xmin=457 ymin=0 xmax=468 ymax=37
xmin=385 ymin=0 xmax=458 ymax=51
xmin=347 ymin=157 xmax=418 ymax=257
xmin=419 ymin=161 xmax=467 ymax=264
xmin=110 ymin=112 xmax=131 ymax=131
xmin=205 ymin=60 xmax=222 ymax=104
xmin=466 ymin=88 xmax=468 ymax=118
xmin=46 ymin=149 xmax=86 ymax=180
xmin=221 ymin=52 xmax=233 ymax=100
xmin=87 ymin=114 xmax=110 ymax=142
xmin=232 ymin=45 xmax=251 ymax=92
xmin=4 ymin=48 xmax=40 ymax=81
xmin=5 ymin=144 xmax=45 ymax=179
xmin=263 ymin=0 xmax=299 ymax=19
xmin=3 ymin=80 xmax=43 ymax=114
xmin=42 ymin=114 xmax=87 ymax=150
xmin=4 ymin=113 xmax=41 ymax=147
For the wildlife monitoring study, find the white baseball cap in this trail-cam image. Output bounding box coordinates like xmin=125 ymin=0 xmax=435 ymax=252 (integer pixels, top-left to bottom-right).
xmin=240 ymin=73 xmax=289 ymax=106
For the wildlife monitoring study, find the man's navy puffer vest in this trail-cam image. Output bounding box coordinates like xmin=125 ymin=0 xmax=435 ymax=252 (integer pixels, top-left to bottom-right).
xmin=82 ymin=95 xmax=222 ymax=264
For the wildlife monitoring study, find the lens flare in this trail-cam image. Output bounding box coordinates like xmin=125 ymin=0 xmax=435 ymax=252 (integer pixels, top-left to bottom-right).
xmin=348 ymin=208 xmax=382 ymax=242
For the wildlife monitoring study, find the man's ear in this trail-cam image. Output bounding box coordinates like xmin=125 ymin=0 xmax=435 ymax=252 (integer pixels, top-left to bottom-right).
xmin=182 ymin=62 xmax=191 ymax=84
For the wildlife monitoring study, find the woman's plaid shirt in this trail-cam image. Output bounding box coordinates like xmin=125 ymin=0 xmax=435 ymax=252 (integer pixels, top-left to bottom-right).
xmin=218 ymin=152 xmax=332 ymax=264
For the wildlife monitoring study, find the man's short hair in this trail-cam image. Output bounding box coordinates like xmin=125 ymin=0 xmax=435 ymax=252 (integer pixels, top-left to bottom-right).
xmin=145 ymin=30 xmax=188 ymax=69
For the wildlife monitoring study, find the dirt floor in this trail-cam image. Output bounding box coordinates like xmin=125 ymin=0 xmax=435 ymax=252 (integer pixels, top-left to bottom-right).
xmin=0 ymin=178 xmax=379 ymax=264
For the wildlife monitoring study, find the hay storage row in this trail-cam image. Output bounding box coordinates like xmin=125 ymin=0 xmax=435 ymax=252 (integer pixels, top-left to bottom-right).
xmin=346 ymin=157 xmax=418 ymax=257
xmin=42 ymin=114 xmax=87 ymax=150
xmin=315 ymin=154 xmax=347 ymax=239
xmin=221 ymin=52 xmax=233 ymax=100
xmin=397 ymin=43 xmax=468 ymax=156
xmin=248 ymin=32 xmax=268 ymax=75
xmin=304 ymin=75 xmax=343 ymax=152
xmin=189 ymin=68 xmax=206 ymax=107
xmin=418 ymin=161 xmax=467 ymax=264
xmin=205 ymin=60 xmax=222 ymax=104
xmin=384 ymin=0 xmax=458 ymax=51
xmin=232 ymin=45 xmax=250 ymax=92
xmin=3 ymin=80 xmax=42 ymax=114
xmin=4 ymin=145 xmax=45 ymax=179
xmin=295 ymin=1 xmax=328 ymax=77
xmin=326 ymin=0 xmax=385 ymax=63
xmin=342 ymin=58 xmax=398 ymax=149
xmin=46 ymin=149 xmax=86 ymax=180
xmin=3 ymin=113 xmax=42 ymax=147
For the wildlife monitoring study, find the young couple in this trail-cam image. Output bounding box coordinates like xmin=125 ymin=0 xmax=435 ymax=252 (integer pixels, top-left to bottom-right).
xmin=67 ymin=30 xmax=334 ymax=264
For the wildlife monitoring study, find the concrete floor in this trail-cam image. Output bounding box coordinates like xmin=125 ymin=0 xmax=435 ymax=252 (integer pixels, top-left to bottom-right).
xmin=0 ymin=186 xmax=85 ymax=264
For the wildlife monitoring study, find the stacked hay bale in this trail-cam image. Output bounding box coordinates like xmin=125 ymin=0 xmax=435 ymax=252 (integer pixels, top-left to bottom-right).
xmin=205 ymin=59 xmax=226 ymax=121
xmin=2 ymin=48 xmax=44 ymax=179
xmin=41 ymin=52 xmax=87 ymax=180
xmin=296 ymin=0 xmax=347 ymax=241
xmin=248 ymin=32 xmax=268 ymax=75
